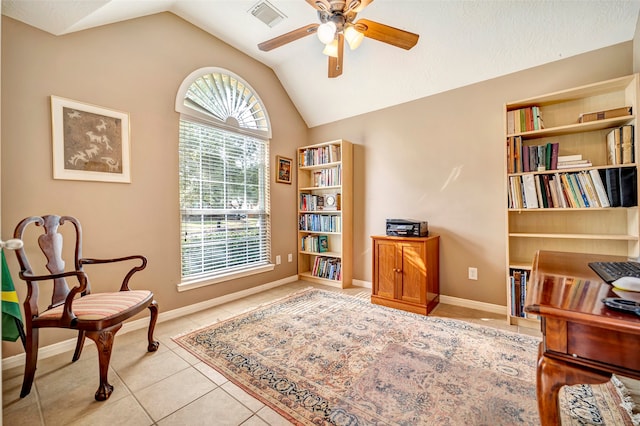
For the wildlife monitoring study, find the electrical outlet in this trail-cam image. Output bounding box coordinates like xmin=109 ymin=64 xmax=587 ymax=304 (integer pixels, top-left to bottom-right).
xmin=275 ymin=255 xmax=281 ymax=265
xmin=288 ymin=253 xmax=293 ymax=262
xmin=468 ymin=267 xmax=478 ymax=280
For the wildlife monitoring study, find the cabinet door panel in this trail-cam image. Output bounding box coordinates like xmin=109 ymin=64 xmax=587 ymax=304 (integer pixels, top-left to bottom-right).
xmin=374 ymin=240 xmax=397 ymax=299
xmin=399 ymin=241 xmax=426 ymax=304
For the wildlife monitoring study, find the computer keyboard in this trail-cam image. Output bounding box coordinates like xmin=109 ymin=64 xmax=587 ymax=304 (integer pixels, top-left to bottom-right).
xmin=588 ymin=261 xmax=640 ymax=283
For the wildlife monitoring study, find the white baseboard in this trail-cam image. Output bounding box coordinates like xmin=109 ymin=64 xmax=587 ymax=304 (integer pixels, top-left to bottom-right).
xmin=351 ymin=279 xmax=371 ymax=288
xmin=2 ymin=277 xmax=507 ymax=370
xmin=1 ymin=274 xmax=299 ymax=371
xmin=438 ymin=295 xmax=507 ymax=315
xmin=353 ymin=280 xmax=507 ymax=315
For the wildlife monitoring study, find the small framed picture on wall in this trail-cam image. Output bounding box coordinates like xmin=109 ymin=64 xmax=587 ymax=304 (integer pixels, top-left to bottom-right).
xmin=276 ymin=155 xmax=292 ymax=184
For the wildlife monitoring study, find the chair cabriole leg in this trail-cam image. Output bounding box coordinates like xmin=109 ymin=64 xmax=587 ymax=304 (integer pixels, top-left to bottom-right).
xmin=86 ymin=324 xmax=121 ymax=401
xmin=72 ymin=330 xmax=85 ymax=362
xmin=20 ymin=328 xmax=39 ymax=398
xmin=147 ymin=300 xmax=160 ymax=352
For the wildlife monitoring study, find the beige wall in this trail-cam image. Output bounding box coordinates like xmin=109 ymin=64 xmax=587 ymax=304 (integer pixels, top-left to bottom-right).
xmin=635 ymin=11 xmax=640 ymax=73
xmin=309 ymin=42 xmax=633 ymax=306
xmin=1 ymin=10 xmax=636 ymax=359
xmin=1 ymin=13 xmax=307 ymax=358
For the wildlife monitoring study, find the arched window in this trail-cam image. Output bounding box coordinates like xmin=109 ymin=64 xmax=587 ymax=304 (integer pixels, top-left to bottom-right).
xmin=176 ymin=68 xmax=272 ymax=290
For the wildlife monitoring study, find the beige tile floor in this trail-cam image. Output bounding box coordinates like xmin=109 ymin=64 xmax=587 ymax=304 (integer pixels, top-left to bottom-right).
xmin=1 ymin=281 xmax=541 ymax=426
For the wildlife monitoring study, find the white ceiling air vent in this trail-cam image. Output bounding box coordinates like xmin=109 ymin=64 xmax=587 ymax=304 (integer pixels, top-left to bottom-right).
xmin=249 ymin=0 xmax=286 ymax=28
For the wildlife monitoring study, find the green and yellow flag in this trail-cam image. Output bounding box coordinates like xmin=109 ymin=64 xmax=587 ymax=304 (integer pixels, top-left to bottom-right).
xmin=2 ymin=249 xmax=23 ymax=342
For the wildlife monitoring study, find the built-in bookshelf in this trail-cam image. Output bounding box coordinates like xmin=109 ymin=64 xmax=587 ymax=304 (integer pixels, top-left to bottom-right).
xmin=505 ymin=74 xmax=640 ymax=327
xmin=297 ymin=140 xmax=353 ymax=288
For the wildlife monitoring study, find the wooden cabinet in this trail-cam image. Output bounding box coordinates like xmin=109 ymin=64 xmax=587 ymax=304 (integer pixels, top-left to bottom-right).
xmin=297 ymin=140 xmax=353 ymax=288
xmin=371 ymin=235 xmax=440 ymax=315
xmin=505 ymin=74 xmax=640 ymax=327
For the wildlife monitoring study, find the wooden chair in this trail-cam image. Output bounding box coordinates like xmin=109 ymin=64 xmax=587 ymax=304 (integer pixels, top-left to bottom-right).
xmin=12 ymin=215 xmax=159 ymax=401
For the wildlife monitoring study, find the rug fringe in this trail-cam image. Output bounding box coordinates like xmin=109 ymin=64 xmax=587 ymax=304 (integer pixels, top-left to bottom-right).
xmin=612 ymin=375 xmax=640 ymax=426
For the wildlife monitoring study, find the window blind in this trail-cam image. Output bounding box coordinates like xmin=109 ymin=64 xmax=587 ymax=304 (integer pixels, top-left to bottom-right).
xmin=179 ymin=119 xmax=270 ymax=279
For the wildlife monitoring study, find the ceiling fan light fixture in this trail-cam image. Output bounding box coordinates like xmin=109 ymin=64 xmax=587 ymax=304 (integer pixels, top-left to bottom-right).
xmin=344 ymin=25 xmax=364 ymax=50
xmin=317 ymin=21 xmax=336 ymax=44
xmin=322 ymin=39 xmax=339 ymax=58
xmin=345 ymin=0 xmax=361 ymax=13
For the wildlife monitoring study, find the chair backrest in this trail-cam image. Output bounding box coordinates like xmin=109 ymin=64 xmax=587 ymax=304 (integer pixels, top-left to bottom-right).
xmin=13 ymin=215 xmax=87 ymax=316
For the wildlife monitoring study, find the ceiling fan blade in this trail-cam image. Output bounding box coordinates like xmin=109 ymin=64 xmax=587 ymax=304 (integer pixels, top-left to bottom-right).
xmin=258 ymin=23 xmax=319 ymax=51
xmin=355 ymin=18 xmax=419 ymax=50
xmin=305 ymin=0 xmax=331 ymax=11
xmin=328 ymin=33 xmax=344 ymax=78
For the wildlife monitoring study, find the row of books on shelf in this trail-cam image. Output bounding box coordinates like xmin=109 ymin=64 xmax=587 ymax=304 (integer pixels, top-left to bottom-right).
xmin=606 ymin=125 xmax=634 ymax=165
xmin=509 ymin=268 xmax=530 ymax=318
xmin=299 ymin=145 xmax=341 ymax=167
xmin=507 ymin=139 xmax=558 ymax=173
xmin=507 ymin=139 xmax=597 ymax=174
xmin=507 ymin=124 xmax=635 ymax=174
xmin=506 ymin=106 xmax=544 ymax=134
xmin=508 ymin=167 xmax=637 ymax=209
xmin=300 ymin=193 xmax=341 ymax=211
xmin=311 ymin=256 xmax=342 ymax=281
xmin=300 ymin=234 xmax=329 ymax=253
xmin=311 ymin=166 xmax=341 ymax=187
xmin=299 ymin=214 xmax=341 ymax=232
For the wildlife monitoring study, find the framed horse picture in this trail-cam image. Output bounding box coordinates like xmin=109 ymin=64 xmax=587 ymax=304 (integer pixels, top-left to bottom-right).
xmin=51 ymin=96 xmax=131 ymax=183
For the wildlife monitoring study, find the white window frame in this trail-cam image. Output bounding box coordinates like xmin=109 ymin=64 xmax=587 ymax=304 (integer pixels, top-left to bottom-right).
xmin=175 ymin=67 xmax=273 ymax=292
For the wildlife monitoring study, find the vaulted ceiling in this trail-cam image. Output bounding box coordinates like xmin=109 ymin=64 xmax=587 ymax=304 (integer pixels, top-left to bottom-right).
xmin=3 ymin=0 xmax=640 ymax=127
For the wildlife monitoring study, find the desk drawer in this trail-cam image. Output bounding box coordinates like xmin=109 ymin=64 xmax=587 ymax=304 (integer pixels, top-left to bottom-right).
xmin=568 ymin=322 xmax=640 ymax=371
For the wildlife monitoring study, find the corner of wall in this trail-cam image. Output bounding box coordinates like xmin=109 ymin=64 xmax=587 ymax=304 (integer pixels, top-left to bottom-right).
xmin=633 ymin=10 xmax=640 ymax=73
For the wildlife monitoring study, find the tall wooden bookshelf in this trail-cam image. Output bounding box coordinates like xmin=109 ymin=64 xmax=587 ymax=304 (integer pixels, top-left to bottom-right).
xmin=505 ymin=74 xmax=640 ymax=327
xmin=297 ymin=139 xmax=353 ymax=288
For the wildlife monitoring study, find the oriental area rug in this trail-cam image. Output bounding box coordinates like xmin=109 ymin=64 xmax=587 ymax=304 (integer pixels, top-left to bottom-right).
xmin=173 ymin=288 xmax=638 ymax=425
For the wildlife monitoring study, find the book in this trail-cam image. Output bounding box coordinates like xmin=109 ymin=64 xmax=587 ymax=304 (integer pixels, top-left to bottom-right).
xmin=605 ymin=168 xmax=621 ymax=207
xmin=506 ymin=137 xmax=514 ymax=173
xmin=537 ymin=145 xmax=546 ymax=171
xmin=542 ymin=174 xmax=554 ymax=208
xmin=522 ymin=142 xmax=530 ymax=172
xmin=521 ymin=174 xmax=539 ymax=208
xmin=513 ymin=176 xmax=524 ymax=209
xmin=578 ymin=106 xmax=632 ymax=123
xmin=556 ymin=160 xmax=592 ymax=169
xmin=606 ymin=128 xmax=619 ymax=165
xmin=621 ymin=125 xmax=634 ymax=164
xmin=570 ymin=173 xmax=589 ymax=207
xmin=534 ymin=175 xmax=545 ymax=207
xmin=515 ymin=136 xmax=523 ymax=173
xmin=560 ymin=173 xmax=579 ymax=208
xmin=563 ymin=173 xmax=584 ymax=208
xmin=507 ymin=112 xmax=515 ymax=135
xmin=589 ymin=169 xmax=610 ymax=208
xmin=558 ymin=154 xmax=582 ymax=162
xmin=549 ymin=142 xmax=559 ymax=170
xmin=548 ymin=176 xmax=560 ymax=207
xmin=554 ymin=173 xmax=568 ymax=208
xmin=619 ymin=167 xmax=637 ymax=207
xmin=578 ymin=171 xmax=599 ymax=207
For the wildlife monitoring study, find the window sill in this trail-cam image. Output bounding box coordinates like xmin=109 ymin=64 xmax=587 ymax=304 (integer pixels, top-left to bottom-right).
xmin=177 ymin=263 xmax=275 ymax=292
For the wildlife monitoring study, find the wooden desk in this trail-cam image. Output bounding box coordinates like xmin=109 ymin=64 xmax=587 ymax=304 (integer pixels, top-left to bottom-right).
xmin=524 ymin=250 xmax=640 ymax=425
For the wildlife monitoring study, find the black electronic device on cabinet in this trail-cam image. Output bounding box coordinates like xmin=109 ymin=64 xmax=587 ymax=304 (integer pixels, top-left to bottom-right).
xmin=386 ymin=219 xmax=428 ymax=237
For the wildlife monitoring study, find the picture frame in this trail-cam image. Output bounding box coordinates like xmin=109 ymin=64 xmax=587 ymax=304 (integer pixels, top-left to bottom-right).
xmin=276 ymin=155 xmax=292 ymax=184
xmin=51 ymin=96 xmax=131 ymax=183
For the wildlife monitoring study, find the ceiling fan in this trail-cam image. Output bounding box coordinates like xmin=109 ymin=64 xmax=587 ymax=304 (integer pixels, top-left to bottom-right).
xmin=257 ymin=0 xmax=419 ymax=78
